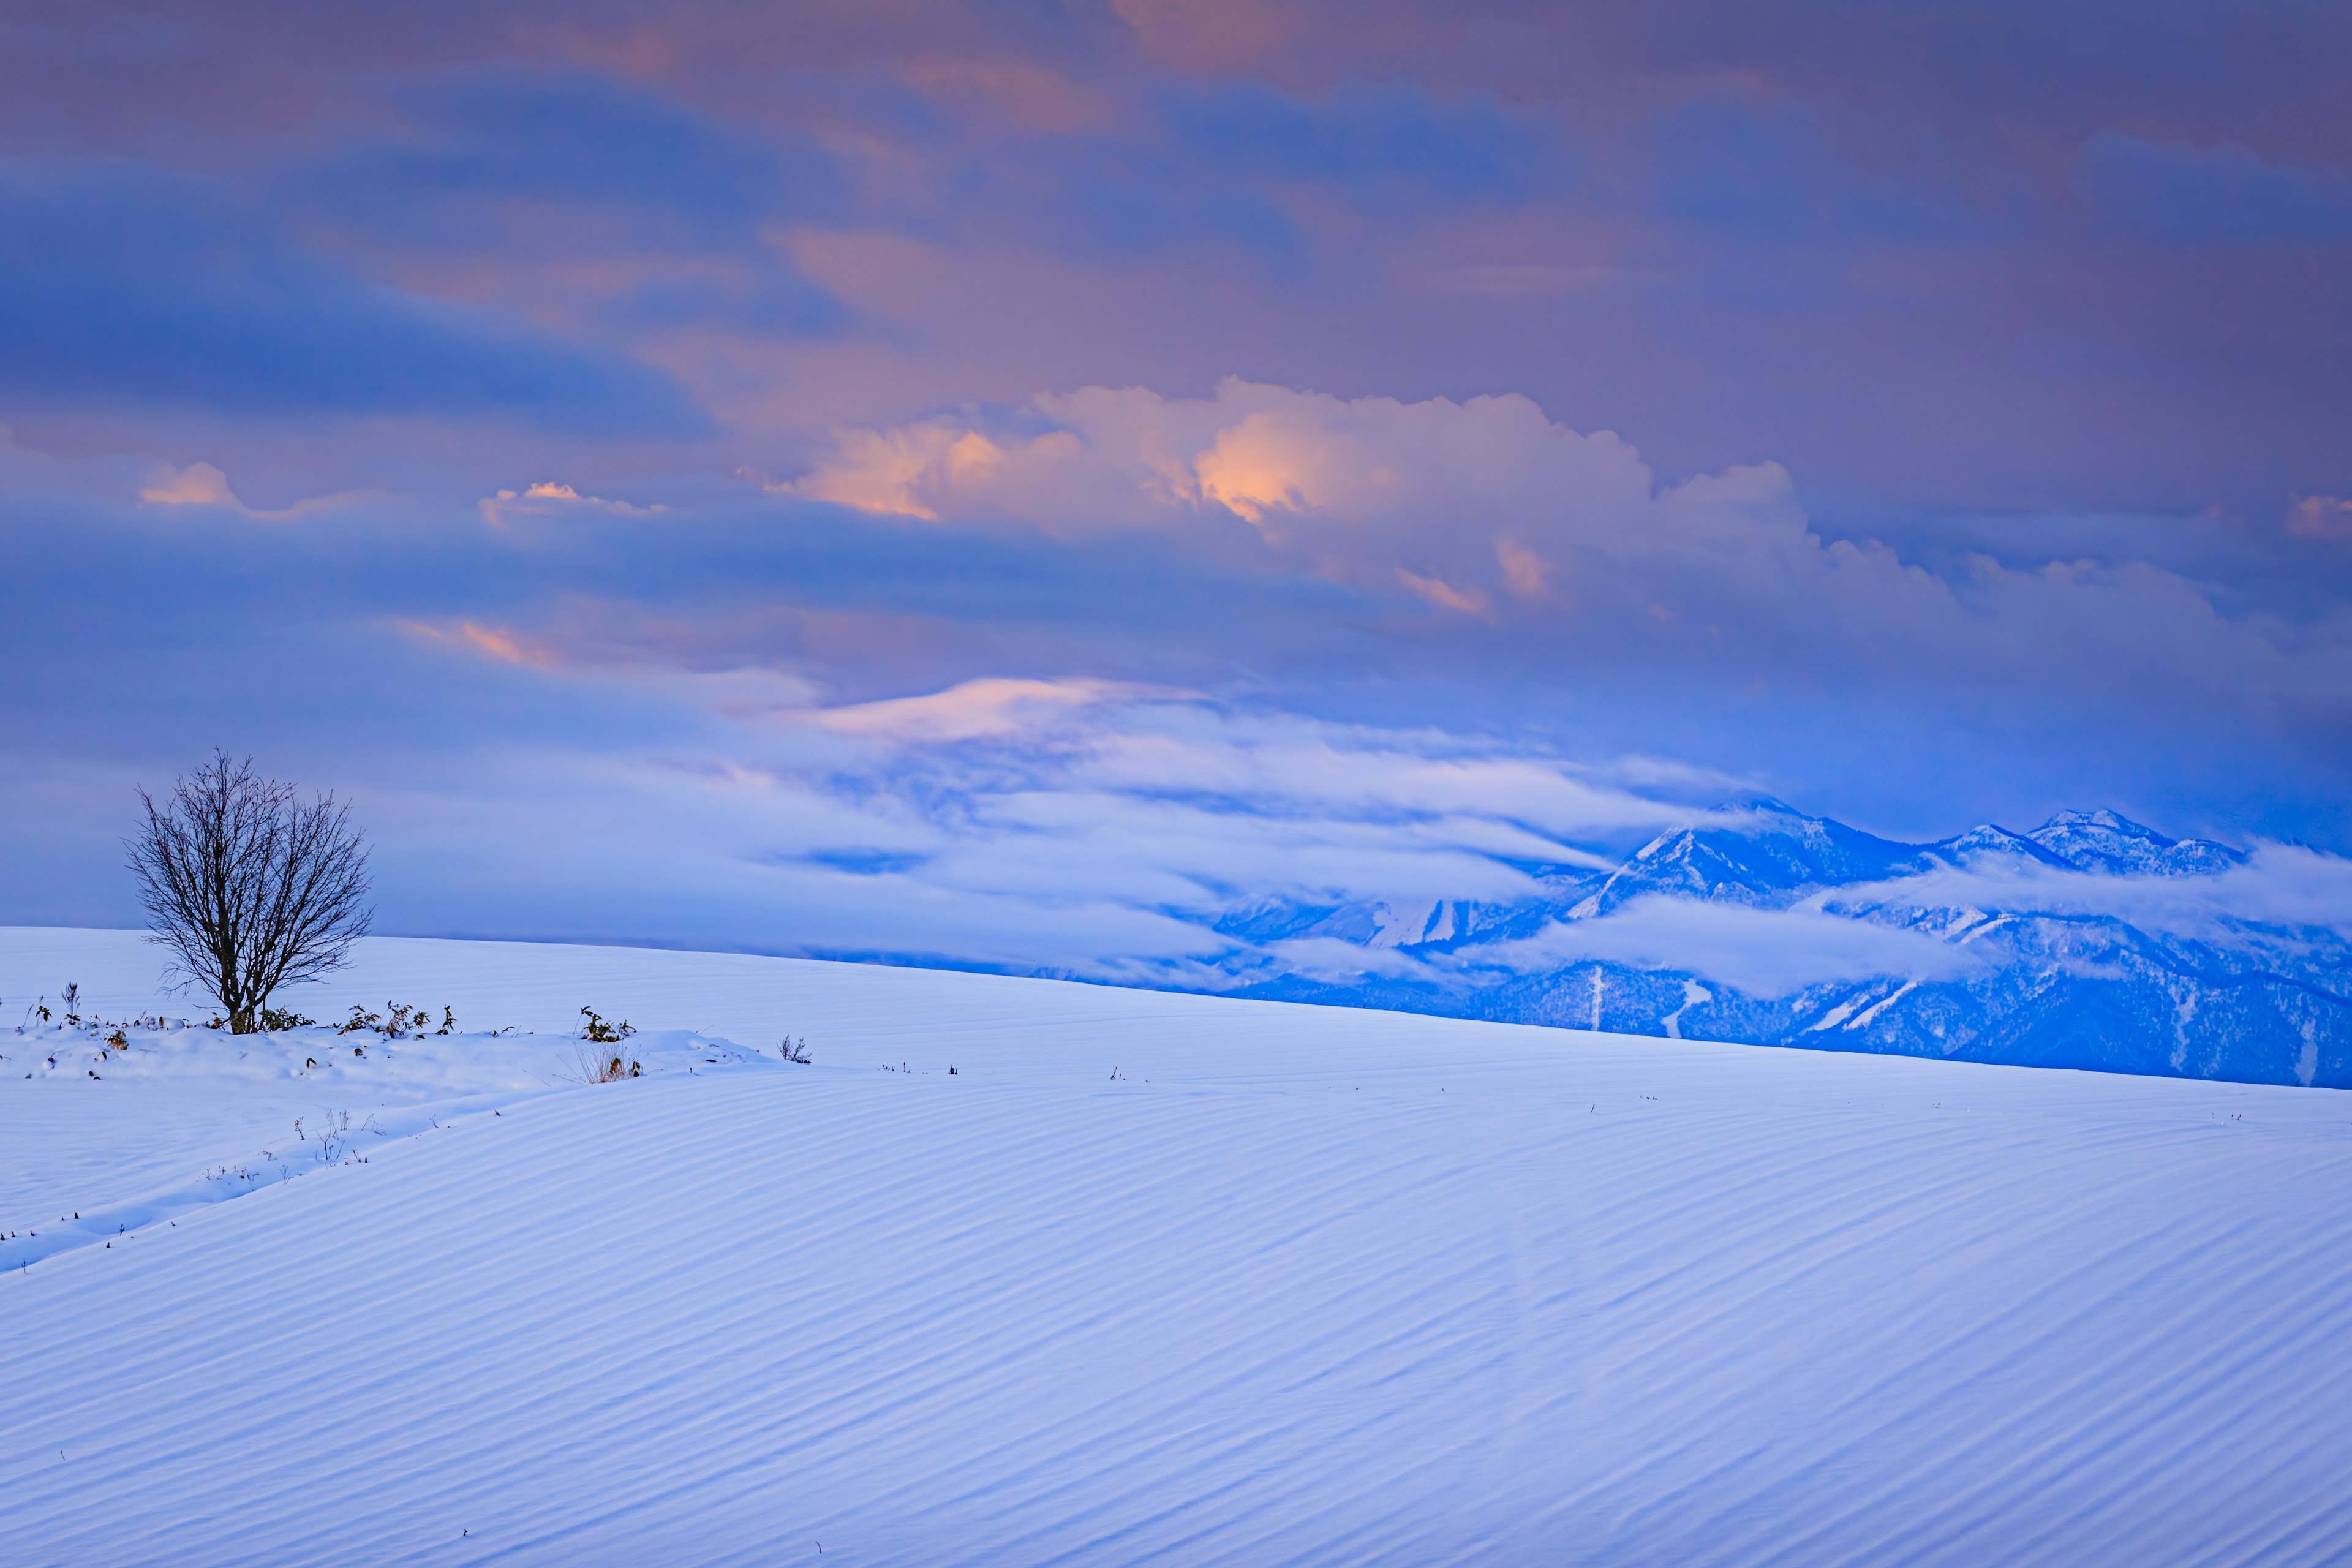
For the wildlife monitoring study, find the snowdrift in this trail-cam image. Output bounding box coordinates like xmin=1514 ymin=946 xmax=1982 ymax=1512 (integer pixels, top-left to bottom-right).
xmin=4 ymin=927 xmax=2350 ymax=1566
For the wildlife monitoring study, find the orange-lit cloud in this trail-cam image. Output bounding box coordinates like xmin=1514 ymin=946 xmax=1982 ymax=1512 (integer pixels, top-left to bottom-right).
xmin=137 ymin=462 xmax=363 ymax=521
xmin=784 ymin=377 xmax=1794 ymax=611
xmin=1395 ymin=568 xmax=1492 ymax=617
xmin=478 ymin=481 xmax=666 ymax=527
xmin=786 ymin=426 xmax=1023 ymax=519
xmin=400 ymin=619 xmax=560 ymax=668
xmin=795 ymin=676 xmax=1166 ymax=742
xmin=1495 ymin=538 xmax=1553 ymax=597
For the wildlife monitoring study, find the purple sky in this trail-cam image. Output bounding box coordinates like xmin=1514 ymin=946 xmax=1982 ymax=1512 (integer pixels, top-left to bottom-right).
xmin=4 ymin=1 xmax=2349 ymax=962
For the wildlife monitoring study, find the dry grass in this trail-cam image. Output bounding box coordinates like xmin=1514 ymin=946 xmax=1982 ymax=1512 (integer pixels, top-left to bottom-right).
xmin=565 ymin=1043 xmax=641 ymax=1084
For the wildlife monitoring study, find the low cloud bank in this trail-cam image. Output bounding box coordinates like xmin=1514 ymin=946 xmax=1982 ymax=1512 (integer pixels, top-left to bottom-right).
xmin=1828 ymin=849 xmax=2352 ymax=945
xmin=6 ymin=622 xmax=2349 ymax=992
xmin=1479 ymin=897 xmax=1984 ymax=998
xmin=315 ymin=671 xmax=2352 ymax=990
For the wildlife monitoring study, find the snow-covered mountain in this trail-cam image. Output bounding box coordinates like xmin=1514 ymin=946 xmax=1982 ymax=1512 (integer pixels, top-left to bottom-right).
xmin=1217 ymin=801 xmax=2352 ymax=1089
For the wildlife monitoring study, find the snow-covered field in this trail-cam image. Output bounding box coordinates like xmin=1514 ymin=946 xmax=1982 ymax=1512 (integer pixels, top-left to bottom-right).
xmin=4 ymin=926 xmax=2350 ymax=1566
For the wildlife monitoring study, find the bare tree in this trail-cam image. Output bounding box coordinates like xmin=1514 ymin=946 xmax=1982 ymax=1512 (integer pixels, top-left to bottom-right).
xmin=126 ymin=752 xmax=373 ymax=1033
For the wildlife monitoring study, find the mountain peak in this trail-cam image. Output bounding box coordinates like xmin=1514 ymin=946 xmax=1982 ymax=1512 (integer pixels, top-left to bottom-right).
xmin=2036 ymin=808 xmax=2165 ymax=842
xmin=1588 ymin=799 xmax=1916 ymax=913
xmin=1930 ymin=824 xmax=2073 ymax=869
xmin=2027 ymin=809 xmax=2241 ymax=876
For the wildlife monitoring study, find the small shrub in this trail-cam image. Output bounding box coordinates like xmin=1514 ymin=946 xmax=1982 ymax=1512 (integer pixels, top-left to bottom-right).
xmin=256 ymin=1006 xmax=318 ymax=1031
xmin=301 ymin=1110 xmax=354 ymax=1165
xmin=778 ymin=1036 xmax=812 ymax=1065
xmin=334 ymin=1001 xmax=445 ymax=1039
xmin=579 ymin=1008 xmax=635 ymax=1045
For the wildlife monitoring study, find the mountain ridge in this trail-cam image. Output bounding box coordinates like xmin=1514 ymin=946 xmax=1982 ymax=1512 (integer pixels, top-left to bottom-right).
xmin=1214 ymin=801 xmax=2345 ymax=1089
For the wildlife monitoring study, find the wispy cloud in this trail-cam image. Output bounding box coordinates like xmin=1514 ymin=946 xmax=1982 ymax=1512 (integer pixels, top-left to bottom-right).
xmin=794 ymin=677 xmax=1165 ymax=742
xmin=1477 ymin=897 xmax=1986 ymax=998
xmin=321 ymin=668 xmax=1702 ymax=968
xmin=398 ymin=620 xmax=560 ymax=669
xmin=139 ymin=461 xmax=368 ymax=521
xmin=1825 ymin=848 xmax=2352 ymax=944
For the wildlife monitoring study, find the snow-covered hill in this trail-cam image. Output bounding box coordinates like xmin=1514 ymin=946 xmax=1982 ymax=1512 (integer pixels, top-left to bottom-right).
xmin=1219 ymin=800 xmax=2352 ymax=1088
xmin=4 ymin=927 xmax=2351 ymax=1566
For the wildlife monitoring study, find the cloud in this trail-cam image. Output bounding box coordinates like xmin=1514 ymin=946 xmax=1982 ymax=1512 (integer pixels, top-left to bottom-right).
xmin=326 ymin=66 xmax=843 ymax=243
xmin=790 ymin=377 xmax=1784 ymax=604
xmin=0 ymin=157 xmax=712 ymax=433
xmin=1395 ymin=568 xmax=1493 ymax=617
xmin=787 ymin=423 xmax=1035 ymax=521
xmin=138 ymin=461 xmax=368 ymax=521
xmin=1264 ymin=935 xmax=1448 ymax=984
xmin=399 ymin=620 xmax=561 ymax=669
xmin=782 ymin=381 xmax=2352 ymax=783
xmin=0 ymin=4 xmax=2344 ymax=989
xmin=7 ymin=438 xmax=2348 ymax=989
xmin=301 ymin=66 xmax=854 ymax=340
xmin=262 ymin=666 xmax=1701 ymax=969
xmin=477 ymin=481 xmax=668 ymax=526
xmin=1485 ymin=895 xmax=1984 ymax=997
xmin=137 ymin=463 xmax=244 ymax=510
xmin=2289 ymin=496 xmax=2352 ymax=543
xmin=4 ymin=0 xmax=2348 ymax=540
xmin=1155 ymin=80 xmax=1539 ymax=209
xmin=2080 ymin=134 xmax=2352 ymax=247
xmin=853 ymin=696 xmax=1686 ymax=848
xmin=1825 ymin=845 xmax=2352 ymax=945
xmin=795 ymin=677 xmax=1162 ymax=742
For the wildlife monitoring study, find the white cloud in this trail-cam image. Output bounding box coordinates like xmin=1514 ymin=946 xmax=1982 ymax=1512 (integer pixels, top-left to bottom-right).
xmin=334 ymin=666 xmax=1710 ymax=971
xmin=1264 ymin=936 xmax=1450 ymax=984
xmin=1484 ymin=896 xmax=1984 ymax=998
xmin=1826 ymin=845 xmax=2352 ymax=943
xmin=793 ymin=677 xmax=1170 ymax=742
